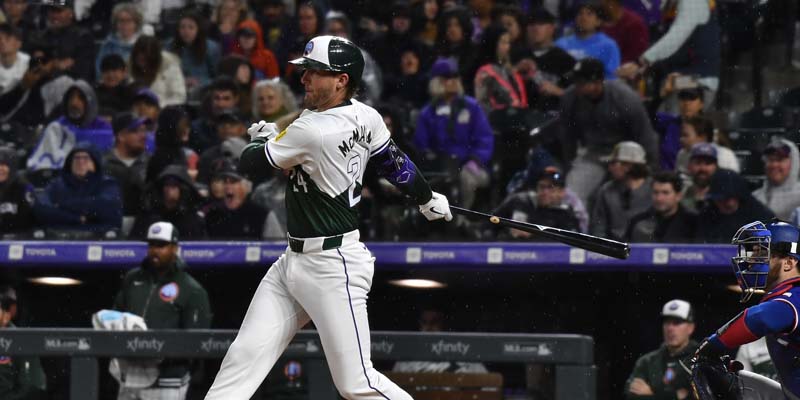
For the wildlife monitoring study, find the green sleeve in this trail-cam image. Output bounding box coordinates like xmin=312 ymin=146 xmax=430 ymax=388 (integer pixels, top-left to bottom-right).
xmin=624 ymin=356 xmax=654 ymax=399
xmin=182 ymin=285 xmax=212 ymax=329
xmin=113 ymin=271 xmax=131 ymax=310
xmin=239 ymin=138 xmax=274 ymax=182
xmin=6 ymin=356 xmax=46 ymax=400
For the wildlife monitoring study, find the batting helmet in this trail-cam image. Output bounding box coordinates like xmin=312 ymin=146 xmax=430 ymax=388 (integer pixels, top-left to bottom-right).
xmin=289 ymin=36 xmax=365 ymax=87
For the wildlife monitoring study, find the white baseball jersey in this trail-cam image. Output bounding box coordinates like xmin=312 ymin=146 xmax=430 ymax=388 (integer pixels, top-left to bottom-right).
xmin=263 ymin=98 xmax=391 ymax=238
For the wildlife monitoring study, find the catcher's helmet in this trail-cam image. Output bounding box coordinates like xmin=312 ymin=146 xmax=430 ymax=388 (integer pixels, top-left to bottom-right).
xmin=289 ymin=36 xmax=365 ymax=87
xmin=731 ymin=220 xmax=800 ymax=302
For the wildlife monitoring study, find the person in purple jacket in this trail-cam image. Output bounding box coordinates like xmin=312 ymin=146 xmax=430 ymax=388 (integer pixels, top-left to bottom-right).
xmin=413 ymin=58 xmax=494 ymax=209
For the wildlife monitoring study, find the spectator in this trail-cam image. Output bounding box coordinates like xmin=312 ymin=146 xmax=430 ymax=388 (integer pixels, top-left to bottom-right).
xmin=232 ymin=20 xmax=278 ymax=80
xmin=493 ymin=169 xmax=580 ymax=239
xmin=436 ymin=7 xmax=477 ymax=90
xmin=38 ymin=0 xmax=95 ymax=81
xmin=217 ymin=55 xmax=256 ymax=118
xmin=129 ymin=35 xmax=186 ymax=106
xmin=0 ymin=146 xmax=33 ymax=237
xmin=382 ymin=43 xmax=430 ymax=109
xmin=617 ymin=0 xmax=720 ymax=101
xmin=514 ymin=9 xmax=576 ymax=112
xmin=146 ymin=105 xmax=196 ymax=182
xmin=371 ymin=2 xmax=424 ymax=76
xmin=625 ymin=171 xmax=697 ymax=243
xmin=0 ymin=286 xmax=46 ymax=399
xmin=1 ymin=0 xmax=36 ymax=42
xmin=95 ymin=54 xmax=135 ymax=120
xmin=654 ymin=87 xmax=706 ymax=170
xmin=131 ymin=165 xmax=207 ymax=239
xmin=737 ymin=338 xmax=778 ymax=381
xmin=680 ymin=142 xmax=717 ymax=214
xmin=675 ymin=115 xmax=739 ymax=179
xmin=254 ymin=0 xmax=294 ymax=65
xmin=103 ymin=112 xmax=150 ymax=216
xmin=493 ymin=5 xmax=527 ymax=60
xmin=695 ymin=169 xmax=774 ymax=243
xmin=95 ymin=3 xmax=143 ymax=78
xmin=0 ymin=42 xmax=73 ymax=130
xmin=190 ymin=77 xmax=239 ymax=153
xmin=412 ymin=0 xmax=439 ymax=47
xmin=590 ymin=141 xmax=653 ymax=241
xmin=393 ymin=308 xmax=488 ymax=373
xmin=27 ymin=81 xmax=114 ymax=172
xmin=167 ymin=11 xmax=221 ymax=92
xmin=132 ymin=87 xmax=160 ymax=122
xmin=601 ymin=0 xmax=649 ymax=64
xmin=210 ymin=0 xmax=249 ymax=55
xmin=0 ymin=23 xmax=27 ymax=95
xmin=752 ymin=138 xmax=800 ymax=220
xmin=474 ymin=24 xmax=529 ymax=114
xmin=251 ymin=78 xmax=298 ymax=122
xmin=414 ymin=58 xmax=494 ymax=210
xmin=282 ymin=2 xmax=325 ymax=93
xmin=555 ymin=2 xmax=620 ymax=78
xmin=559 ymin=58 xmax=658 ymax=207
xmin=205 ymin=159 xmax=268 ymax=239
xmin=196 ymin=111 xmax=247 ymax=184
xmin=324 ymin=11 xmax=383 ymax=104
xmin=625 ymin=299 xmax=697 ymax=399
xmin=113 ymin=221 xmax=211 ymax=399
xmin=33 ymin=143 xmax=123 ymax=235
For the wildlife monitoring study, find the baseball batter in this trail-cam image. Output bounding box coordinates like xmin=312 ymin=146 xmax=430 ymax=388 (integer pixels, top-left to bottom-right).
xmin=205 ymin=35 xmax=453 ymax=399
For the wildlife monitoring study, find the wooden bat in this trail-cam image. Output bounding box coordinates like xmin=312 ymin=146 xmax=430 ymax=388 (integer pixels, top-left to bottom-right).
xmin=450 ymin=206 xmax=631 ymax=260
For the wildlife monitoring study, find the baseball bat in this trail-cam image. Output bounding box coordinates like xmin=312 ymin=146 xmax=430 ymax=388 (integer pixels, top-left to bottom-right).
xmin=450 ymin=206 xmax=631 ymax=260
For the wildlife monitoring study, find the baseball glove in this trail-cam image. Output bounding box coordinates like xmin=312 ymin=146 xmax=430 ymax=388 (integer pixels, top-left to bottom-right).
xmin=690 ymin=353 xmax=744 ymax=400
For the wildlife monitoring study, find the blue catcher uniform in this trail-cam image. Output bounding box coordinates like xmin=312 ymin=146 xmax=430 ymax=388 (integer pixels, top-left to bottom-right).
xmin=702 ymin=221 xmax=800 ymax=399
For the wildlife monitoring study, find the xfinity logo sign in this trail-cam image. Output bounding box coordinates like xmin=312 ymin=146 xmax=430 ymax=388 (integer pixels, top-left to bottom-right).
xmin=371 ymin=340 xmax=394 ymax=355
xmin=431 ymin=340 xmax=470 ymax=356
xmin=201 ymin=338 xmax=232 ymax=353
xmin=127 ymin=337 xmax=165 ymax=353
xmin=0 ymin=338 xmax=11 ymax=352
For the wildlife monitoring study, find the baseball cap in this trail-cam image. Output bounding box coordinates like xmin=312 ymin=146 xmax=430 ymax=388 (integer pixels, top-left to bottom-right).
xmin=577 ymin=2 xmax=607 ymax=20
xmin=689 ymin=142 xmax=718 ymax=161
xmin=133 ymin=88 xmax=160 ymax=108
xmin=678 ymin=87 xmax=704 ymax=101
xmin=608 ymin=141 xmax=646 ymax=164
xmin=215 ymin=110 xmax=243 ymax=125
xmin=528 ymin=8 xmax=556 ymax=25
xmin=764 ymin=140 xmax=791 ymax=159
xmin=43 ymin=0 xmax=75 ymax=9
xmin=430 ymin=58 xmax=459 ymax=78
xmin=112 ymin=112 xmax=148 ymax=135
xmin=661 ymin=299 xmax=694 ymax=322
xmin=212 ymin=158 xmax=244 ymax=181
xmin=536 ymin=169 xmax=565 ymax=187
xmin=147 ymin=221 xmax=179 ymax=244
xmin=0 ymin=23 xmax=21 ymax=40
xmin=708 ymin=169 xmax=747 ymax=200
xmin=572 ymin=58 xmax=605 ymax=82
xmin=100 ymin=54 xmax=126 ymax=72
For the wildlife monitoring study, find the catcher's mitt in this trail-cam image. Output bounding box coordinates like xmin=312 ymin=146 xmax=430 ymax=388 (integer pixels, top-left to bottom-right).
xmin=690 ymin=353 xmax=744 ymax=400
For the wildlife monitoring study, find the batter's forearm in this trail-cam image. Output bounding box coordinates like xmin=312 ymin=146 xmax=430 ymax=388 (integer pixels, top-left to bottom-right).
xmin=239 ymin=138 xmax=275 ymax=181
xmin=373 ymin=140 xmax=433 ymax=204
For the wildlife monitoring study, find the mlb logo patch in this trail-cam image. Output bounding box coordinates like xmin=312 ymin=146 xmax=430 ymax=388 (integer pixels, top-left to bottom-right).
xmin=663 ymin=367 xmax=675 ymax=384
xmin=0 ymin=356 xmax=11 ymax=365
xmin=159 ymin=282 xmax=179 ymax=302
xmin=304 ymin=41 xmax=314 ymax=56
xmin=151 ymin=225 xmax=162 ymax=234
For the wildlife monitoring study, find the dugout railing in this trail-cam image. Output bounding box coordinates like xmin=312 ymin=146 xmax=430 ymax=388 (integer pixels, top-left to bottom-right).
xmin=0 ymin=329 xmax=595 ymax=400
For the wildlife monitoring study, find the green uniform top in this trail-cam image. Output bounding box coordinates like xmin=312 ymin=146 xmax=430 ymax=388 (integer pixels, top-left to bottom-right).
xmin=0 ymin=324 xmax=46 ymax=400
xmin=625 ymin=341 xmax=699 ymax=400
xmin=114 ymin=257 xmax=212 ymax=380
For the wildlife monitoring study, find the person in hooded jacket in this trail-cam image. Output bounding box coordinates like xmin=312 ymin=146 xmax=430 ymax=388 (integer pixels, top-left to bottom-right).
xmin=131 ymin=164 xmax=206 ymax=240
xmin=231 ymin=20 xmax=278 ymax=80
xmin=695 ymin=169 xmax=774 ymax=243
xmin=0 ymin=146 xmax=33 ymax=237
xmin=26 ymin=80 xmax=113 ymax=172
xmin=32 ymin=143 xmax=122 ymax=235
xmin=752 ymin=138 xmax=800 ymax=221
xmin=146 ymin=105 xmax=196 ymax=183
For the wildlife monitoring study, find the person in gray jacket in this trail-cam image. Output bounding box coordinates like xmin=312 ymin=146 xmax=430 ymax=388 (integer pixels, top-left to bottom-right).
xmin=752 ymin=137 xmax=800 ymax=220
xmin=590 ymin=141 xmax=653 ymax=241
xmin=559 ymin=58 xmax=658 ymax=206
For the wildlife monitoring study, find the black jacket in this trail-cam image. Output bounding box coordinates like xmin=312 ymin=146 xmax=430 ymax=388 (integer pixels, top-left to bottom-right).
xmin=205 ymin=199 xmax=267 ymax=239
xmin=696 ymin=198 xmax=775 ymax=243
xmin=625 ymin=205 xmax=698 ymax=243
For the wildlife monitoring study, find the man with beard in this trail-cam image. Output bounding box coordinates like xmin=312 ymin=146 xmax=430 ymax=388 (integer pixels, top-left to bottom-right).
xmin=103 ymin=113 xmax=150 ymax=217
xmin=37 ymin=0 xmax=94 ymax=81
xmin=680 ymin=142 xmax=717 ymax=214
xmin=190 ymin=77 xmax=240 ymax=153
xmin=113 ymin=221 xmax=211 ymax=400
xmin=26 ymin=81 xmax=113 ymax=173
xmin=625 ymin=171 xmax=697 ymax=243
xmin=204 ymin=159 xmax=268 ymax=239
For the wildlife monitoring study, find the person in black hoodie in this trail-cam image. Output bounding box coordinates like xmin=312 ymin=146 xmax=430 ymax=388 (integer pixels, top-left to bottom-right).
xmin=131 ymin=164 xmax=206 ymax=240
xmin=32 ymin=142 xmax=122 ymax=236
xmin=0 ymin=146 xmax=34 ymax=237
xmin=204 ymin=159 xmax=268 ymax=239
xmin=94 ymin=54 xmax=135 ymax=120
xmin=38 ymin=0 xmax=95 ymax=82
xmin=146 ymin=105 xmax=194 ymax=183
xmin=696 ymin=169 xmax=775 ymax=243
xmin=625 ymin=171 xmax=697 ymax=243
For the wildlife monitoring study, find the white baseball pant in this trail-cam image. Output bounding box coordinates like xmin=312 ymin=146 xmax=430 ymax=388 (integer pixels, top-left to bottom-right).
xmin=205 ymin=230 xmax=412 ymax=399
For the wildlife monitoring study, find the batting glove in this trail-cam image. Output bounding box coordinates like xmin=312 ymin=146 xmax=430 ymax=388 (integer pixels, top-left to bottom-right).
xmin=419 ymin=191 xmax=453 ymax=222
xmin=247 ymin=120 xmax=280 ymax=141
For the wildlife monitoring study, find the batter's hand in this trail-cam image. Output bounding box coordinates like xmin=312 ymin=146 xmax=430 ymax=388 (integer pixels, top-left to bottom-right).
xmin=419 ymin=192 xmax=453 ymax=222
xmin=247 ymin=120 xmax=280 ymax=141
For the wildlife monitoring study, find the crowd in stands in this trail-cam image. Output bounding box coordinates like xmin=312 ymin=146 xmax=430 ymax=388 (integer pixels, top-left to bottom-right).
xmin=0 ymin=0 xmax=793 ymax=244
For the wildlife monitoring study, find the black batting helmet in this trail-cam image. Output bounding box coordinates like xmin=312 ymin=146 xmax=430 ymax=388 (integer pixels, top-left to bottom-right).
xmin=289 ymin=36 xmax=365 ymax=87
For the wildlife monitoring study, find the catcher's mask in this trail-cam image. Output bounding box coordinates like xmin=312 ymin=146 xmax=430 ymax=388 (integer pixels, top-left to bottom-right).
xmin=731 ymin=221 xmax=771 ymax=303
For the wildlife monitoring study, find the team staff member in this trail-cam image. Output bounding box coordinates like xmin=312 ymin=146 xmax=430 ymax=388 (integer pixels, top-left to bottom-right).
xmin=206 ymin=36 xmax=453 ymax=399
xmin=0 ymin=287 xmax=46 ymax=400
xmin=625 ymin=299 xmax=698 ymax=399
xmin=114 ymin=221 xmax=212 ymax=400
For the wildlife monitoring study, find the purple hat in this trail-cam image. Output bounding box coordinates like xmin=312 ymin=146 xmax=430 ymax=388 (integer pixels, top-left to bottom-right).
xmin=430 ymin=58 xmax=459 ymax=78
xmin=133 ymin=88 xmax=160 ymax=108
xmin=764 ymin=140 xmax=791 ymax=159
xmin=689 ymin=142 xmax=717 ymax=161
